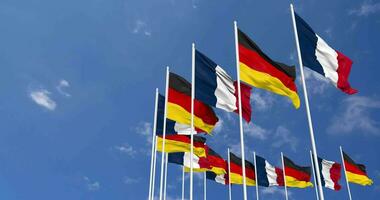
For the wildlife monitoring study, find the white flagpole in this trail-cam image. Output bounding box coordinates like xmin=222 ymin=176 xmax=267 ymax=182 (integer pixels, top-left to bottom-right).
xmin=148 ymin=88 xmax=159 ymax=200
xmin=228 ymin=148 xmax=232 ymax=200
xmin=253 ymin=152 xmax=259 ymax=200
xmin=309 ymin=150 xmax=320 ymax=200
xmin=164 ymin=153 xmax=168 ymax=200
xmin=190 ymin=42 xmax=195 ymax=200
xmin=281 ymin=152 xmax=289 ymax=200
xmin=233 ymin=20 xmax=248 ymax=200
xmin=204 ymin=172 xmax=207 ymax=200
xmin=159 ymin=67 xmax=170 ymax=200
xmin=182 ymin=166 xmax=185 ymax=200
xmin=340 ymin=146 xmax=353 ymax=200
xmin=151 ymin=135 xmax=158 ymax=200
xmin=289 ymin=4 xmax=325 ymax=200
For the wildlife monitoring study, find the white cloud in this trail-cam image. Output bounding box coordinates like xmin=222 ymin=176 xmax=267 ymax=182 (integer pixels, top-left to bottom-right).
xmin=124 ymin=176 xmax=140 ymax=184
xmin=29 ymin=89 xmax=57 ymax=111
xmin=136 ymin=122 xmax=153 ymax=143
xmin=251 ymin=91 xmax=275 ymax=111
xmin=244 ymin=122 xmax=269 ymax=140
xmin=328 ymin=96 xmax=380 ymax=135
xmin=114 ymin=143 xmax=137 ymax=157
xmin=300 ymin=67 xmax=331 ymax=95
xmin=132 ymin=20 xmax=151 ymax=36
xmin=271 ymin=126 xmax=298 ymax=152
xmin=349 ymin=1 xmax=380 ymax=16
xmin=83 ymin=176 xmax=100 ymax=191
xmin=56 ymin=79 xmax=71 ymax=97
xmin=213 ymin=119 xmax=224 ymax=134
xmin=261 ymin=187 xmax=292 ymax=198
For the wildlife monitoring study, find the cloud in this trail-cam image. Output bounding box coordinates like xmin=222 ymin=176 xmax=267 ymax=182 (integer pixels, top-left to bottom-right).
xmin=213 ymin=119 xmax=224 ymax=134
xmin=251 ymin=91 xmax=275 ymax=111
xmin=271 ymin=126 xmax=298 ymax=152
xmin=132 ymin=20 xmax=151 ymax=36
xmin=300 ymin=67 xmax=331 ymax=95
xmin=83 ymin=176 xmax=100 ymax=191
xmin=113 ymin=143 xmax=137 ymax=157
xmin=328 ymin=96 xmax=380 ymax=135
xmin=244 ymin=122 xmax=269 ymax=140
xmin=349 ymin=1 xmax=380 ymax=16
xmin=29 ymin=89 xmax=57 ymax=111
xmin=135 ymin=122 xmax=153 ymax=143
xmin=124 ymin=176 xmax=140 ymax=184
xmin=56 ymin=79 xmax=71 ymax=97
xmin=261 ymin=187 xmax=292 ymax=198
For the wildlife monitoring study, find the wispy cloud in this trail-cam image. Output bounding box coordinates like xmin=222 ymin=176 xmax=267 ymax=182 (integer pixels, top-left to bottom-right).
xmin=261 ymin=187 xmax=292 ymax=198
xmin=56 ymin=79 xmax=71 ymax=97
xmin=244 ymin=122 xmax=269 ymax=140
xmin=300 ymin=67 xmax=331 ymax=95
xmin=83 ymin=176 xmax=100 ymax=191
xmin=124 ymin=176 xmax=140 ymax=184
xmin=213 ymin=119 xmax=224 ymax=134
xmin=135 ymin=121 xmax=153 ymax=143
xmin=29 ymin=89 xmax=57 ymax=111
xmin=328 ymin=96 xmax=380 ymax=135
xmin=271 ymin=126 xmax=298 ymax=152
xmin=113 ymin=143 xmax=137 ymax=157
xmin=349 ymin=1 xmax=380 ymax=16
xmin=132 ymin=20 xmax=151 ymax=36
xmin=251 ymin=91 xmax=275 ymax=111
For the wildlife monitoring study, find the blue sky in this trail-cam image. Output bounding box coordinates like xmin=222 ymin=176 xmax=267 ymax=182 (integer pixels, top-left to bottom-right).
xmin=0 ymin=0 xmax=379 ymax=199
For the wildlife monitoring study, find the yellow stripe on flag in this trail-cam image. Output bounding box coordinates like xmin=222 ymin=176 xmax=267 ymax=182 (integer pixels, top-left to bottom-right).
xmin=184 ymin=166 xmax=226 ymax=175
xmin=229 ymin=173 xmax=256 ymax=186
xmin=285 ymin=176 xmax=313 ymax=188
xmin=156 ymin=136 xmax=206 ymax=157
xmin=167 ymin=103 xmax=215 ymax=133
xmin=240 ymin=62 xmax=300 ymax=109
xmin=346 ymin=171 xmax=373 ymax=186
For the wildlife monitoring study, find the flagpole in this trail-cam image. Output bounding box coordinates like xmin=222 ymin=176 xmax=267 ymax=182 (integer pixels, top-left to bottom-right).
xmin=234 ymin=20 xmax=248 ymax=200
xmin=148 ymin=88 xmax=159 ymax=200
xmin=228 ymin=148 xmax=232 ymax=200
xmin=340 ymin=146 xmax=353 ymax=200
xmin=151 ymin=135 xmax=158 ymax=200
xmin=182 ymin=166 xmax=185 ymax=200
xmin=190 ymin=42 xmax=195 ymax=200
xmin=290 ymin=4 xmax=325 ymax=200
xmin=253 ymin=152 xmax=259 ymax=200
xmin=281 ymin=152 xmax=289 ymax=200
xmin=204 ymin=172 xmax=207 ymax=200
xmin=164 ymin=153 xmax=168 ymax=200
xmin=159 ymin=67 xmax=170 ymax=200
xmin=309 ymin=150 xmax=320 ymax=200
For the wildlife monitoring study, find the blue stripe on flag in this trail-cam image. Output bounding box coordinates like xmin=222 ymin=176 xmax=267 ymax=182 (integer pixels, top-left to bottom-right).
xmin=256 ymin=155 xmax=270 ymax=187
xmin=195 ymin=50 xmax=218 ymax=107
xmin=317 ymin=157 xmax=326 ymax=187
xmin=295 ymin=13 xmax=325 ymax=76
xmin=168 ymin=152 xmax=185 ymax=165
xmin=156 ymin=94 xmax=177 ymax=135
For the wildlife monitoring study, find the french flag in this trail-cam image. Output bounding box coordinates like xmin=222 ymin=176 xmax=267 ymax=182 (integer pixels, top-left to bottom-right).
xmin=195 ymin=50 xmax=252 ymax=122
xmin=295 ymin=12 xmax=357 ymax=94
xmin=255 ymin=155 xmax=284 ymax=187
xmin=317 ymin=157 xmax=342 ymax=191
xmin=168 ymin=152 xmax=210 ymax=170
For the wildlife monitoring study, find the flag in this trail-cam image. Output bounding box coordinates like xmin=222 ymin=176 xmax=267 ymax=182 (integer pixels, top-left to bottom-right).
xmin=294 ymin=12 xmax=357 ymax=94
xmin=156 ymin=135 xmax=207 ymax=157
xmin=168 ymin=152 xmax=211 ymax=171
xmin=238 ymin=29 xmax=300 ymax=109
xmin=283 ymin=156 xmax=313 ymax=188
xmin=168 ymin=72 xmax=219 ymax=134
xmin=343 ymin=151 xmax=373 ymax=186
xmin=195 ymin=50 xmax=252 ymax=122
xmin=255 ymin=155 xmax=284 ymax=187
xmin=229 ymin=152 xmax=256 ymax=186
xmin=206 ymin=171 xmax=228 ymax=185
xmin=156 ymin=94 xmax=200 ymax=135
xmin=184 ymin=147 xmax=227 ymax=175
xmin=317 ymin=157 xmax=342 ymax=191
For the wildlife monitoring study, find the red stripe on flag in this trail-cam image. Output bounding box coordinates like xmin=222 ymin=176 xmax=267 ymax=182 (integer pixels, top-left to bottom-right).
xmin=285 ymin=167 xmax=311 ymax=182
xmin=233 ymin=81 xmax=252 ymax=122
xmin=336 ymin=51 xmax=357 ymax=94
xmin=275 ymin=167 xmax=285 ymax=186
xmin=345 ymin=161 xmax=367 ymax=176
xmin=330 ymin=162 xmax=342 ymax=191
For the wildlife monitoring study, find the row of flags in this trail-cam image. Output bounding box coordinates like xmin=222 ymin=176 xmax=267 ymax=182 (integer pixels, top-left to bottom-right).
xmin=157 ymin=135 xmax=373 ymax=190
xmin=148 ymin=4 xmax=371 ymax=200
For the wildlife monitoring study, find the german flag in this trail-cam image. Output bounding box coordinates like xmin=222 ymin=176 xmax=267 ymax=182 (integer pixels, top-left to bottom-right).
xmin=343 ymin=151 xmax=373 ymax=186
xmin=283 ymin=156 xmax=313 ymax=188
xmin=168 ymin=72 xmax=219 ymax=134
xmin=229 ymin=152 xmax=256 ymax=186
xmin=156 ymin=135 xmax=207 ymax=157
xmin=238 ymin=29 xmax=300 ymax=109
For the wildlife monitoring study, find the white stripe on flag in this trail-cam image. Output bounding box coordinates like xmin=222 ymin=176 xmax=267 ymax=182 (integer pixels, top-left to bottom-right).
xmin=265 ymin=161 xmax=279 ymax=186
xmin=174 ymin=122 xmax=197 ymax=135
xmin=215 ymin=66 xmax=237 ymax=112
xmin=183 ymin=152 xmax=200 ymax=169
xmin=321 ymin=159 xmax=335 ymax=190
xmin=315 ymin=35 xmax=339 ymax=86
xmin=214 ymin=174 xmax=226 ymax=185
